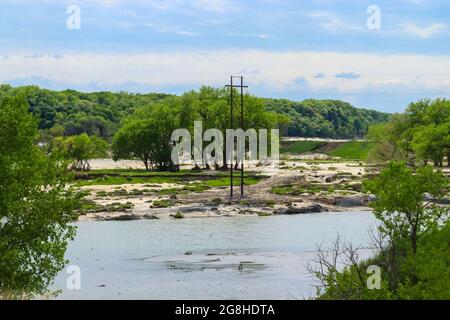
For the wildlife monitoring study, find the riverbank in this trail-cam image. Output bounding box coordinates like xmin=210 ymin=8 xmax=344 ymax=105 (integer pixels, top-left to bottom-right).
xmin=75 ymin=158 xmax=376 ymax=221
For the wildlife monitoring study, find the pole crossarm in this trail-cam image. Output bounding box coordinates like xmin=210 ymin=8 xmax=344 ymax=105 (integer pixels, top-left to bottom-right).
xmin=225 ymin=85 xmax=248 ymax=88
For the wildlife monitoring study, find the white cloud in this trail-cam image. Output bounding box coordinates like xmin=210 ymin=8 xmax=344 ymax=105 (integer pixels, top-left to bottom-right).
xmin=192 ymin=0 xmax=230 ymax=13
xmin=400 ymin=0 xmax=425 ymax=5
xmin=34 ymin=0 xmax=236 ymax=12
xmin=81 ymin=0 xmax=121 ymax=7
xmin=399 ymin=22 xmax=449 ymax=39
xmin=130 ymin=0 xmax=235 ymax=12
xmin=145 ymin=23 xmax=198 ymax=36
xmin=2 ymin=50 xmax=450 ymax=98
xmin=307 ymin=11 xmax=363 ymax=32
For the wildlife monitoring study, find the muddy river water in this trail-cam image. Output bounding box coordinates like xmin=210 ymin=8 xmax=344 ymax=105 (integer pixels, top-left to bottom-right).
xmin=53 ymin=211 xmax=378 ymax=299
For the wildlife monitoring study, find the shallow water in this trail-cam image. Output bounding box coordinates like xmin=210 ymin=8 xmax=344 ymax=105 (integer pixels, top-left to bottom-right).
xmin=53 ymin=211 xmax=378 ymax=299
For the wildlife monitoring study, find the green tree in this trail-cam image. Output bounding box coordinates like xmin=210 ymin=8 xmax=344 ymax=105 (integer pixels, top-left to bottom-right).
xmin=313 ymin=162 xmax=449 ymax=300
xmin=265 ymin=98 xmax=388 ymax=138
xmin=395 ymin=221 xmax=450 ymax=299
xmin=412 ymin=123 xmax=450 ymax=167
xmin=313 ymin=220 xmax=450 ymax=300
xmin=368 ymin=99 xmax=450 ymax=166
xmin=364 ymin=161 xmax=448 ymax=254
xmin=53 ymin=134 xmax=108 ymax=171
xmin=179 ymin=87 xmax=287 ymax=169
xmin=0 ymin=96 xmax=78 ymax=299
xmin=112 ymin=101 xmax=179 ymax=171
xmin=366 ymin=116 xmax=409 ymax=162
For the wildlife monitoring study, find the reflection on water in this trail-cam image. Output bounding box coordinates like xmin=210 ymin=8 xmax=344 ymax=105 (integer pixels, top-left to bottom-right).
xmin=53 ymin=212 xmax=377 ymax=299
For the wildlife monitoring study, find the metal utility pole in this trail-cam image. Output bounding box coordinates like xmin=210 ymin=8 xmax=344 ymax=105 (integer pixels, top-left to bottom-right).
xmin=240 ymin=76 xmax=244 ymax=196
xmin=225 ymin=76 xmax=247 ymax=198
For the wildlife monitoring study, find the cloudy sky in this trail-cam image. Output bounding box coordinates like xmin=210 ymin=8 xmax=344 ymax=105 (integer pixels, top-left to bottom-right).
xmin=1 ymin=0 xmax=450 ymax=112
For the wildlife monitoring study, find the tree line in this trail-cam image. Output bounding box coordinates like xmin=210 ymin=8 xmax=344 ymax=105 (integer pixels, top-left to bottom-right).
xmin=10 ymin=86 xmax=289 ymax=172
xmin=112 ymin=87 xmax=289 ymax=171
xmin=0 ymin=84 xmax=388 ymax=141
xmin=368 ymin=98 xmax=450 ymax=167
xmin=265 ymin=98 xmax=389 ymax=138
xmin=0 ymin=84 xmax=171 ymax=139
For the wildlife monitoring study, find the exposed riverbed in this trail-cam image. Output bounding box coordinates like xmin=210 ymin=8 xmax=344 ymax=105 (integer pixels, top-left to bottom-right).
xmin=53 ymin=211 xmax=378 ymax=299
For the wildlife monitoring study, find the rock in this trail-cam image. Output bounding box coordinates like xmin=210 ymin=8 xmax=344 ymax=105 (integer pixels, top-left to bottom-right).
xmin=281 ymin=204 xmax=328 ymax=215
xmin=169 ymin=194 xmax=178 ymax=200
xmin=325 ymin=175 xmax=337 ymax=183
xmin=346 ymin=183 xmax=363 ymax=192
xmin=103 ymin=214 xmax=141 ymax=221
xmin=142 ymin=214 xmax=159 ymax=220
xmin=336 ymin=197 xmax=365 ymax=207
xmin=179 ymin=206 xmax=214 ymax=213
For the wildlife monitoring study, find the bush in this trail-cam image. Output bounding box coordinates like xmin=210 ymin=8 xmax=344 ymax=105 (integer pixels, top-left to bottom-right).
xmin=173 ymin=212 xmax=184 ymax=219
xmin=151 ymin=199 xmax=174 ymax=208
xmin=316 ymin=221 xmax=450 ymax=300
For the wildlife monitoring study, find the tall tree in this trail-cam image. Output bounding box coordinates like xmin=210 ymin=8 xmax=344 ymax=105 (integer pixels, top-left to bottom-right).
xmin=364 ymin=161 xmax=448 ymax=254
xmin=112 ymin=101 xmax=179 ymax=171
xmin=52 ymin=134 xmax=108 ymax=171
xmin=368 ymin=99 xmax=450 ymax=166
xmin=0 ymin=96 xmax=78 ymax=299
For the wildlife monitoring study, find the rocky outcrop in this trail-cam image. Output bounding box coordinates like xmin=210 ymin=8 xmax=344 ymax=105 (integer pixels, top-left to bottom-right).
xmin=97 ymin=214 xmax=159 ymax=221
xmin=325 ymin=175 xmax=338 ymax=183
xmin=279 ymin=204 xmax=328 ymax=215
xmin=178 ymin=205 xmax=217 ymax=213
xmin=336 ymin=197 xmax=365 ymax=207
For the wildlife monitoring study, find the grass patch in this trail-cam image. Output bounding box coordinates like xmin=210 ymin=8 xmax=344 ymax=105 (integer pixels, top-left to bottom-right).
xmin=270 ymin=184 xmax=328 ymax=195
xmin=151 ymin=199 xmax=174 ymax=208
xmin=74 ymin=169 xmax=265 ymax=188
xmin=257 ymin=212 xmax=271 ymax=217
xmin=155 ymin=188 xmax=186 ymax=196
xmin=271 ymin=185 xmax=307 ymax=195
xmin=327 ymin=141 xmax=375 ymax=160
xmin=271 ymin=185 xmax=294 ymax=195
xmin=129 ymin=189 xmax=145 ymax=196
xmin=265 ymin=200 xmax=276 ymax=208
xmin=172 ymin=212 xmax=184 ymax=219
xmin=281 ymin=140 xmax=325 ymax=154
xmin=183 ymin=183 xmax=210 ymax=193
xmin=107 ymin=202 xmax=134 ymax=211
xmin=86 ymin=169 xmax=204 ymax=177
xmin=77 ymin=199 xmax=103 ymax=214
xmin=107 ymin=188 xmax=129 ymax=197
xmin=204 ymin=176 xmax=263 ymax=188
xmin=77 ymin=201 xmax=134 ymax=214
xmin=76 ymin=175 xmax=179 ymax=186
xmin=239 ymin=199 xmax=251 ymax=206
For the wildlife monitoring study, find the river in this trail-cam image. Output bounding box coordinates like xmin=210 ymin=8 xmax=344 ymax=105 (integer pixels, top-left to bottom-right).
xmin=53 ymin=211 xmax=378 ymax=299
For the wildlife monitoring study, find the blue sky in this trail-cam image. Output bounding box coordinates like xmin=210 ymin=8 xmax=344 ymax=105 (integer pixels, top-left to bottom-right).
xmin=1 ymin=0 xmax=450 ymax=112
